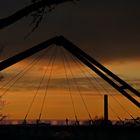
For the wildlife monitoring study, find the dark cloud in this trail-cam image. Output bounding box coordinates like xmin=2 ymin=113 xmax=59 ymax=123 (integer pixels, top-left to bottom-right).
xmin=0 ymin=0 xmax=140 ymax=63
xmin=3 ymin=75 xmax=116 ymax=95
xmin=2 ymin=72 xmax=140 ymax=96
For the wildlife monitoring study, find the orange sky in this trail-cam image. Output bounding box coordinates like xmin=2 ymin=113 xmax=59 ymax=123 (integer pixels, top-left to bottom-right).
xmin=0 ymin=50 xmax=140 ymax=121
xmin=0 ymin=0 xmax=140 ymax=123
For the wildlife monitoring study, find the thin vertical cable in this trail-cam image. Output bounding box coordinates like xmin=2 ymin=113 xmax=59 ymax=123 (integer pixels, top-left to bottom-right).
xmin=38 ymin=46 xmax=57 ymax=122
xmin=61 ymin=47 xmax=78 ymax=122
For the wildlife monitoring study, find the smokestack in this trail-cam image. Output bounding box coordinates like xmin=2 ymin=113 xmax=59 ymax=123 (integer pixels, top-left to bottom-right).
xmin=104 ymin=94 xmax=108 ymax=122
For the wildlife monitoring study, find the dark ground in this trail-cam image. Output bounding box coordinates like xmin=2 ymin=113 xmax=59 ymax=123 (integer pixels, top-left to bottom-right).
xmin=0 ymin=124 xmax=140 ymax=140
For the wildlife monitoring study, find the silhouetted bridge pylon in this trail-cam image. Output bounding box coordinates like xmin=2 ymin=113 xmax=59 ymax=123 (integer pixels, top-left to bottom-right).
xmin=0 ymin=36 xmax=139 ymax=106
xmin=0 ymin=36 xmax=140 ymax=123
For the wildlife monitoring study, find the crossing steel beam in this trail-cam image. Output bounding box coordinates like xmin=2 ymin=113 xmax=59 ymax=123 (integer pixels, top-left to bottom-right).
xmin=0 ymin=36 xmax=58 ymax=71
xmin=59 ymin=38 xmax=140 ymax=108
xmin=57 ymin=36 xmax=140 ymax=98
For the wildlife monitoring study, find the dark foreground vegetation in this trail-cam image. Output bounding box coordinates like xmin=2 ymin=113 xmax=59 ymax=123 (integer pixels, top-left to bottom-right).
xmin=0 ymin=123 xmax=140 ymax=140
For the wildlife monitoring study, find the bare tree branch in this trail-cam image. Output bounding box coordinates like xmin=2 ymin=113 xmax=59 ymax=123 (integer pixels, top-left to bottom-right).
xmin=0 ymin=0 xmax=73 ymax=29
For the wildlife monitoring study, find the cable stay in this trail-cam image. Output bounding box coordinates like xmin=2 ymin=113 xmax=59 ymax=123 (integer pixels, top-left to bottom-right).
xmin=0 ymin=46 xmax=51 ymax=90
xmin=23 ymin=46 xmax=55 ymax=122
xmin=94 ymin=77 xmax=135 ymax=120
xmin=70 ymin=54 xmax=135 ymax=121
xmin=71 ymin=54 xmax=123 ymax=122
xmin=0 ymin=36 xmax=139 ymax=122
xmin=62 ymin=48 xmax=93 ymax=122
xmin=68 ymin=51 xmax=125 ymax=123
xmin=70 ymin=54 xmax=113 ymax=122
xmin=71 ymin=55 xmax=105 ymax=97
xmin=0 ymin=36 xmax=139 ymax=108
xmin=0 ymin=47 xmax=51 ymax=98
xmin=37 ymin=46 xmax=57 ymax=123
xmin=55 ymin=36 xmax=140 ymax=108
xmin=70 ymin=54 xmax=107 ymax=97
xmin=63 ymin=46 xmax=140 ymax=108
xmin=81 ymin=62 xmax=135 ymax=120
xmin=59 ymin=36 xmax=140 ymax=98
xmin=61 ymin=47 xmax=79 ymax=125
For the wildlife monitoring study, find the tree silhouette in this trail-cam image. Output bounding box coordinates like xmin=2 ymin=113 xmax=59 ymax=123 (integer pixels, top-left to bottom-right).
xmin=0 ymin=0 xmax=75 ymax=30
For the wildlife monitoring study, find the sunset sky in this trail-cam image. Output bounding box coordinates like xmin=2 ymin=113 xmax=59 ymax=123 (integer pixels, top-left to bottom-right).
xmin=0 ymin=0 xmax=140 ymax=121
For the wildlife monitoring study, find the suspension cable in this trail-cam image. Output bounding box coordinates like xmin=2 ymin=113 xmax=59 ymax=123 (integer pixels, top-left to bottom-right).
xmin=63 ymin=48 xmax=92 ymax=121
xmin=70 ymin=54 xmax=105 ymax=96
xmin=38 ymin=46 xmax=57 ymax=122
xmin=75 ymin=57 xmax=134 ymax=119
xmin=24 ymin=46 xmax=55 ymax=121
xmin=0 ymin=47 xmax=52 ymax=98
xmin=0 ymin=47 xmax=51 ymax=91
xmin=61 ymin=47 xmax=78 ymax=123
xmin=70 ymin=53 xmax=123 ymax=121
xmin=92 ymin=74 xmax=135 ymax=119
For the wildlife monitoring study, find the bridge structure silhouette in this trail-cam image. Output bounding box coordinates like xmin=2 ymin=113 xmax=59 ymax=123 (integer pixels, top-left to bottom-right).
xmin=0 ymin=35 xmax=139 ymax=125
